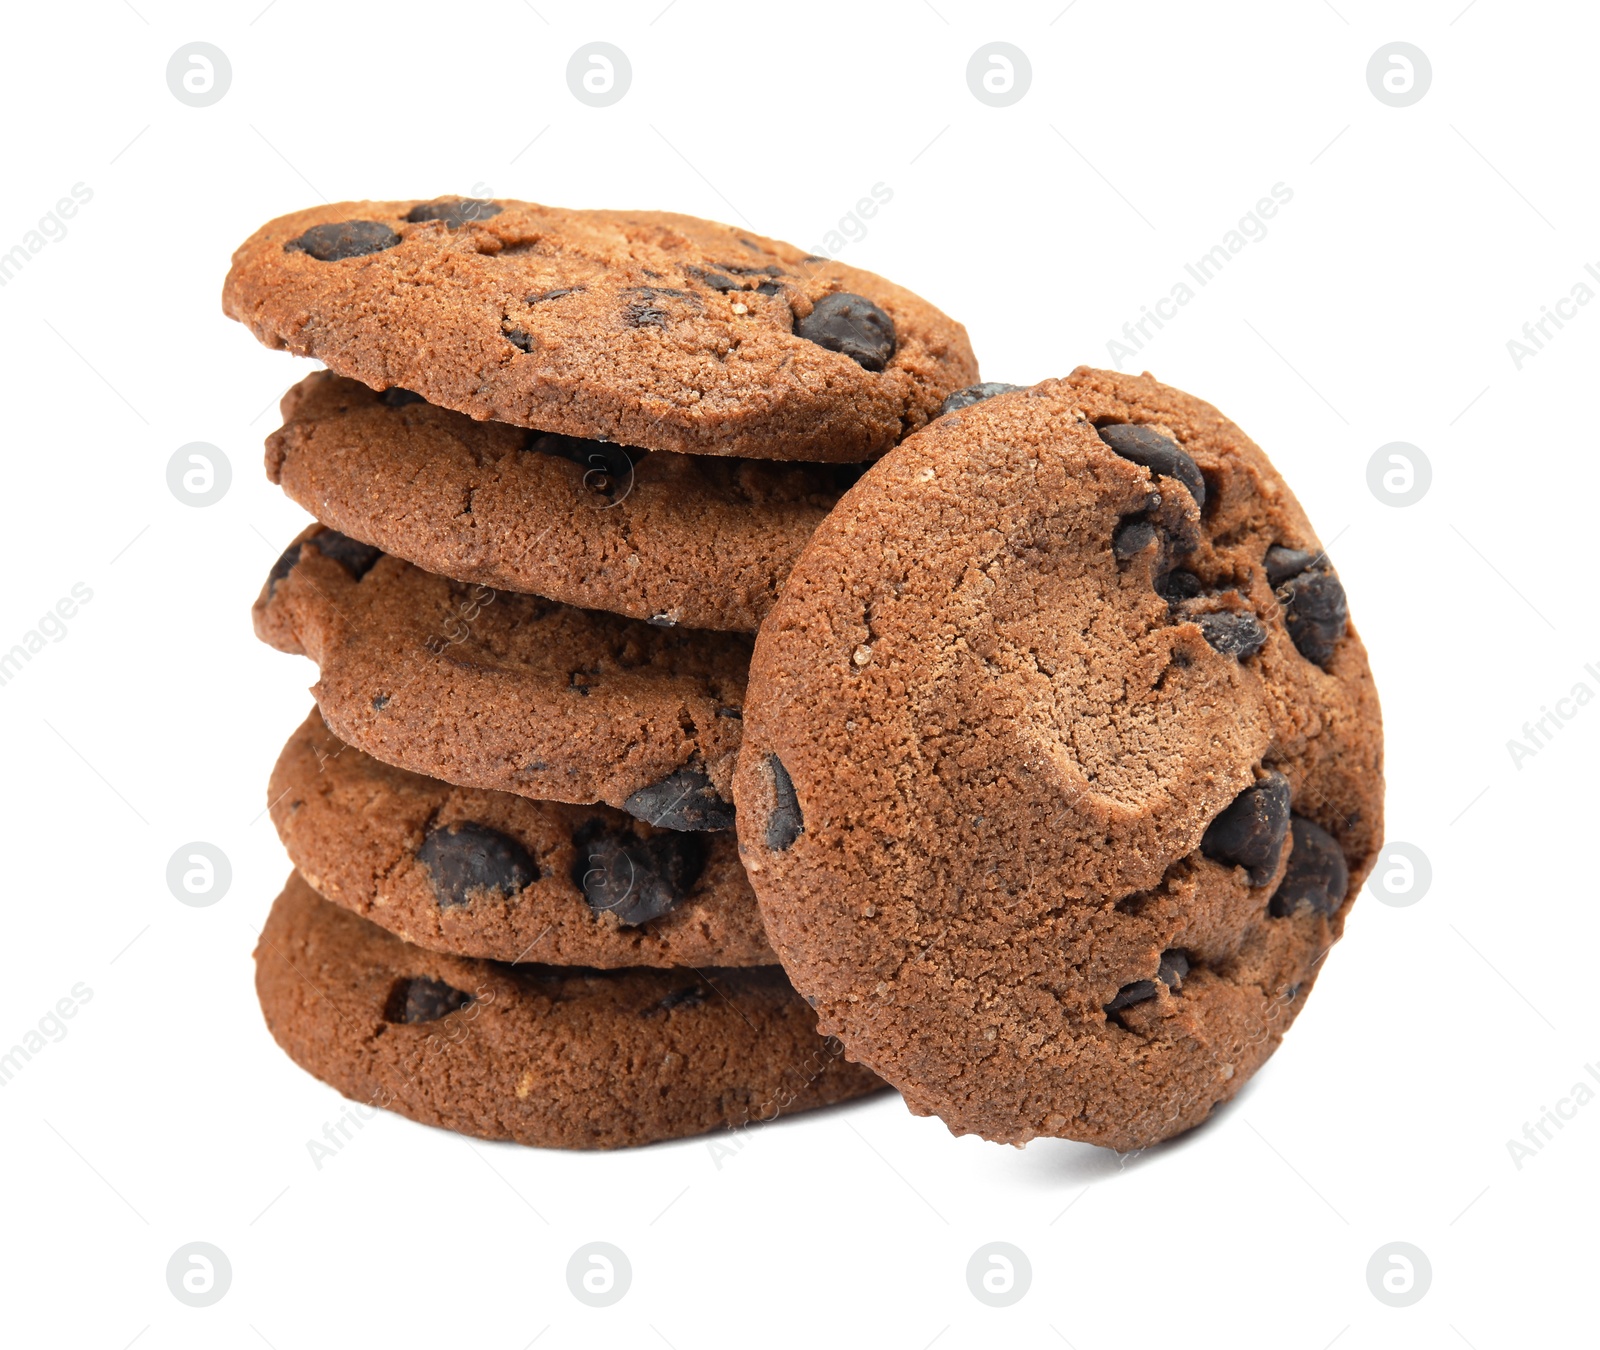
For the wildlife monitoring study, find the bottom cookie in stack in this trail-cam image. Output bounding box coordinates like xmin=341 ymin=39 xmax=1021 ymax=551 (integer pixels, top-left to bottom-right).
xmin=256 ymin=874 xmax=884 ymax=1149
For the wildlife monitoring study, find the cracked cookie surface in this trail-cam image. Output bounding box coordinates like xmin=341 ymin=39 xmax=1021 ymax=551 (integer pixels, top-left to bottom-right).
xmin=732 ymin=367 xmax=1383 ymax=1151
xmin=223 ymin=197 xmax=978 ymax=462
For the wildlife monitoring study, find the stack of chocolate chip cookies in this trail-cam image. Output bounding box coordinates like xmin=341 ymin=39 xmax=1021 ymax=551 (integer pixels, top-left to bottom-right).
xmin=229 ymin=195 xmax=1384 ymax=1155
xmin=226 ymin=197 xmax=979 ymax=1147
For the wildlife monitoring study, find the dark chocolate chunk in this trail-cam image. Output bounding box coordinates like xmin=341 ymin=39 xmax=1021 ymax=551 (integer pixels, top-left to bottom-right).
xmin=527 ymin=286 xmax=584 ymax=304
xmin=717 ymin=263 xmax=787 ymax=277
xmin=1157 ymin=949 xmax=1190 ymax=987
xmin=686 ymin=266 xmax=742 ymax=292
xmin=1156 ymin=569 xmax=1204 ymax=602
xmin=1106 ymin=948 xmax=1189 ymax=1012
xmin=416 ymin=821 xmax=538 ymax=910
xmin=371 ymin=693 xmax=389 ymax=710
xmin=1202 ymin=772 xmax=1291 ymax=885
xmin=1197 ymin=611 xmax=1267 ymax=660
xmin=285 ymin=220 xmax=400 ymax=261
xmin=404 ymin=198 xmax=502 ymax=229
xmin=795 ymin=293 xmax=896 ymax=371
xmin=571 ymin=820 xmax=707 ymax=926
xmin=265 ymin=542 xmax=302 ymax=599
xmin=755 ymin=281 xmax=783 ymax=296
xmin=1096 ymin=423 xmax=1207 ymax=509
xmin=623 ymin=767 xmax=736 ymax=832
xmin=309 ymin=529 xmax=383 ymax=581
xmin=765 ymin=755 xmax=803 ymax=851
xmin=1113 ymin=519 xmax=1159 ymax=561
xmin=1264 ymin=545 xmax=1316 ymax=587
xmin=1269 ymin=817 xmax=1350 ymax=918
xmin=1280 ymin=569 xmax=1348 ymax=668
xmin=384 ymin=975 xmax=474 ymax=1024
xmin=623 ymin=299 xmax=668 ymax=329
xmin=936 ymin=382 xmax=1023 ymax=416
xmin=379 ymin=388 xmax=426 ymax=408
xmin=505 ymin=327 xmax=533 ymax=352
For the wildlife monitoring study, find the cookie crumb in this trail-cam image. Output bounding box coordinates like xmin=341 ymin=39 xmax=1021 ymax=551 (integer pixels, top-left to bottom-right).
xmin=852 ymin=644 xmax=873 ymax=666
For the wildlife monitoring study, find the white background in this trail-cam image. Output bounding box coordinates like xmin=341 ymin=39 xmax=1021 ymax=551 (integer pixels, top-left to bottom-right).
xmin=1 ymin=1 xmax=1593 ymax=1345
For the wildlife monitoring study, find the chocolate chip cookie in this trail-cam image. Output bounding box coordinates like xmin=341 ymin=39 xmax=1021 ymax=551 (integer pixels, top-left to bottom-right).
xmin=254 ymin=525 xmax=750 ymax=829
xmin=266 ymin=372 xmax=858 ymax=632
xmin=733 ymin=368 xmax=1383 ymax=1152
xmin=271 ymin=707 xmax=773 ymax=966
xmin=223 ymin=198 xmax=979 ymax=462
xmin=255 ymin=873 xmax=884 ymax=1149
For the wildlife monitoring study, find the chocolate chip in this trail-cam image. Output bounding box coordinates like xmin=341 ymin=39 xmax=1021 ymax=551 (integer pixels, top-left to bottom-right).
xmin=1106 ymin=948 xmax=1189 ymax=1012
xmin=383 ymin=976 xmax=473 ymax=1024
xmin=686 ymin=266 xmax=742 ymax=292
xmin=645 ymin=985 xmax=707 ymax=1017
xmin=1113 ymin=519 xmax=1159 ymax=560
xmin=309 ymin=529 xmax=383 ymax=581
xmin=379 ymin=388 xmax=425 ymax=408
xmin=505 ymin=327 xmax=533 ymax=352
xmin=795 ymin=293 xmax=896 ymax=371
xmin=1105 ymin=979 xmax=1158 ymax=1012
xmin=623 ymin=768 xmax=736 ymax=832
xmin=624 ymin=299 xmax=668 ymax=329
xmin=572 ymin=821 xmax=707 ymax=926
xmin=1202 ymin=772 xmax=1291 ymax=885
xmin=765 ymin=755 xmax=803 ymax=851
xmin=715 ymin=706 xmax=743 ymax=719
xmin=285 ymin=220 xmax=400 ymax=261
xmin=1096 ymin=423 xmax=1206 ymax=509
xmin=527 ymin=286 xmax=584 ymax=304
xmin=717 ymin=263 xmax=786 ymax=277
xmin=1156 ymin=569 xmax=1204 ymax=602
xmin=372 ymin=694 xmax=389 ymax=711
xmin=265 ymin=542 xmax=302 ymax=599
xmin=936 ymin=382 xmax=1023 ymax=417
xmin=1269 ymin=817 xmax=1349 ymax=918
xmin=755 ymin=281 xmax=782 ymax=296
xmin=1197 ymin=611 xmax=1267 ymax=660
xmin=1264 ymin=545 xmax=1316 ymax=587
xmin=404 ymin=198 xmax=502 ymax=229
xmin=416 ymin=821 xmax=538 ymax=909
xmin=1280 ymin=569 xmax=1348 ymax=669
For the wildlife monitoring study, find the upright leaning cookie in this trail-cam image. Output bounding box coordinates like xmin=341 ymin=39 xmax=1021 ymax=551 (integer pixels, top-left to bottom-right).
xmin=255 ymin=874 xmax=883 ymax=1149
xmin=266 ymin=372 xmax=858 ymax=631
xmin=254 ymin=524 xmax=750 ymax=829
xmin=271 ymin=708 xmax=774 ymax=967
xmin=733 ymin=369 xmax=1383 ymax=1152
xmin=223 ymin=198 xmax=978 ymax=462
